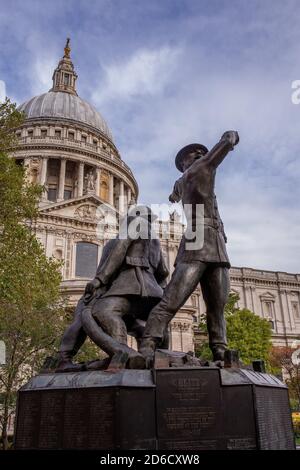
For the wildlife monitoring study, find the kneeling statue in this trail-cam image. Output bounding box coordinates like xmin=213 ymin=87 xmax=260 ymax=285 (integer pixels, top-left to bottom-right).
xmin=56 ymin=205 xmax=169 ymax=371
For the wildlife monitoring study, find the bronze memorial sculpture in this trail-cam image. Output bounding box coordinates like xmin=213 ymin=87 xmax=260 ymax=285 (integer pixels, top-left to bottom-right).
xmin=57 ymin=205 xmax=169 ymax=371
xmin=14 ymin=131 xmax=296 ymax=451
xmin=139 ymin=130 xmax=239 ymax=364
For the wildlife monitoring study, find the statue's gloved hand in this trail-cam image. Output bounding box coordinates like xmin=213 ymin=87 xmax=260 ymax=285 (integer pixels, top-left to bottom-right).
xmin=84 ymin=278 xmax=101 ymax=303
xmin=221 ymin=130 xmax=239 ymax=147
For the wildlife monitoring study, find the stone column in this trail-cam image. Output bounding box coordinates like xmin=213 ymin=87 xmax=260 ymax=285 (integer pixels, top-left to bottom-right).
xmin=127 ymin=187 xmax=132 ymax=205
xmin=109 ymin=173 xmax=114 ymax=206
xmin=250 ymin=286 xmax=255 ymax=313
xmin=168 ymin=245 xmax=176 ymax=276
xmin=78 ymin=162 xmax=84 ymax=197
xmin=57 ymin=158 xmax=66 ymax=202
xmin=40 ymin=157 xmax=48 ymax=185
xmin=40 ymin=157 xmax=48 ymax=200
xmin=278 ymin=289 xmax=288 ymax=341
xmin=119 ymin=180 xmax=125 ymax=213
xmin=285 ymin=290 xmax=295 ymax=331
xmin=95 ymin=168 xmax=101 ymax=198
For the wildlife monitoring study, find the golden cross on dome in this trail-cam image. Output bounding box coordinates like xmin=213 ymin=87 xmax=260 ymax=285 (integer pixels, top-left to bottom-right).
xmin=64 ymin=38 xmax=71 ymax=58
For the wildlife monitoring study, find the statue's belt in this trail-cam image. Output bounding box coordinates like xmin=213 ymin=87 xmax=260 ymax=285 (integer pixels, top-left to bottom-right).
xmin=119 ymin=262 xmax=155 ymax=273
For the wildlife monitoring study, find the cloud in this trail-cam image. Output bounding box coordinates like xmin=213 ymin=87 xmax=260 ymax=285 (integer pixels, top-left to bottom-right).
xmin=220 ymin=173 xmax=300 ymax=273
xmin=92 ymin=46 xmax=181 ymax=103
xmin=0 ymin=80 xmax=6 ymax=101
xmin=1 ymin=0 xmax=300 ymax=272
xmin=25 ymin=55 xmax=57 ymax=98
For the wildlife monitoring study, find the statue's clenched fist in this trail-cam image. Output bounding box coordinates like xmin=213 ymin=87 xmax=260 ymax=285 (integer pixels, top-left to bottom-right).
xmin=221 ymin=130 xmax=239 ymax=147
xmin=84 ymin=277 xmax=101 ymax=302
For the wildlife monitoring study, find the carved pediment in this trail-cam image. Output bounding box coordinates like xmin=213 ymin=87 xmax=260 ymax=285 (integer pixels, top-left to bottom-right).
xmin=259 ymin=291 xmax=275 ymax=300
xmin=39 ymin=194 xmax=117 ymax=221
xmin=75 ymin=204 xmax=104 ymax=221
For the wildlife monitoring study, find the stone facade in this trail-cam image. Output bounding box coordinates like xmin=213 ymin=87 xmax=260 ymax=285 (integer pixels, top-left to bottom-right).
xmin=225 ymin=267 xmax=300 ymax=347
xmin=10 ymin=41 xmax=300 ymax=354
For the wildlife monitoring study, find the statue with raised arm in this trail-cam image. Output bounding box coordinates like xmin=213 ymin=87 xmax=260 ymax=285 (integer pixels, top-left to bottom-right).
xmin=139 ymin=131 xmax=239 ymax=365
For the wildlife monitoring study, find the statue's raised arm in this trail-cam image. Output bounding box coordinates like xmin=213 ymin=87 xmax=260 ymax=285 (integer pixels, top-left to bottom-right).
xmin=196 ymin=130 xmax=239 ymax=169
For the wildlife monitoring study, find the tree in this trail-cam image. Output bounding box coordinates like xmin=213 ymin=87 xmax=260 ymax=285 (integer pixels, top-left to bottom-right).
xmin=196 ymin=293 xmax=273 ymax=365
xmin=0 ymin=99 xmax=66 ymax=449
xmin=0 ymin=99 xmax=41 ymax=227
xmin=0 ymin=98 xmax=24 ymax=152
xmin=269 ymin=346 xmax=300 ymax=409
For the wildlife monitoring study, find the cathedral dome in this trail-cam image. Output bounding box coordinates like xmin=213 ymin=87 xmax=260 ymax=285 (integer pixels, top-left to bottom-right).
xmin=13 ymin=39 xmax=138 ymax=212
xmin=18 ymin=91 xmax=113 ymax=141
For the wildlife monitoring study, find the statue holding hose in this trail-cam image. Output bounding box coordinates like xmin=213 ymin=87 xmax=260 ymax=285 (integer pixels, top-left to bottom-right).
xmin=56 ymin=205 xmax=169 ymax=371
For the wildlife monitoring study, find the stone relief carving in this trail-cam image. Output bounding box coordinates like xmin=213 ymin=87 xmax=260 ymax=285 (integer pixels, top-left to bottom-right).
xmin=74 ymin=204 xmax=104 ymax=221
xmin=171 ymin=321 xmax=191 ymax=332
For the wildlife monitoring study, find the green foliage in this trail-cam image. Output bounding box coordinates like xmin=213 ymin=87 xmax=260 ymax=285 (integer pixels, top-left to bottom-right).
xmin=290 ymin=398 xmax=300 ymax=412
xmin=224 ymin=292 xmax=240 ymax=316
xmin=0 ymin=99 xmax=66 ymax=449
xmin=269 ymin=346 xmax=300 ymax=408
xmin=0 ymin=99 xmax=42 ymax=228
xmin=75 ymin=338 xmax=107 ymax=363
xmin=226 ymin=308 xmax=272 ymax=364
xmin=196 ymin=292 xmax=272 ymax=365
xmin=0 ymin=152 xmax=42 ymax=227
xmin=0 ymin=98 xmax=24 ymax=152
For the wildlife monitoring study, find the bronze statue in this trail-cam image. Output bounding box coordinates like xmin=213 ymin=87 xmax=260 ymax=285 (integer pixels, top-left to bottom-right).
xmin=56 ymin=205 xmax=169 ymax=371
xmin=139 ymin=131 xmax=239 ymax=364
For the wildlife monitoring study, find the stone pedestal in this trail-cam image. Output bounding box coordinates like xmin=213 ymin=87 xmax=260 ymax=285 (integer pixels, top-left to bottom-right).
xmin=14 ymin=368 xmax=295 ymax=450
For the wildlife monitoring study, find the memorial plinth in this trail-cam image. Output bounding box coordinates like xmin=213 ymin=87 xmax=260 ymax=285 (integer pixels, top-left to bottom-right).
xmin=14 ymin=367 xmax=295 ymax=450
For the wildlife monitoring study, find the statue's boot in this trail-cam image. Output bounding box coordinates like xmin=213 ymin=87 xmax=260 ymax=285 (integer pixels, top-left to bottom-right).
xmin=138 ymin=337 xmax=158 ymax=368
xmin=56 ymin=351 xmax=84 ymax=373
xmin=126 ymin=351 xmax=145 ymax=369
xmin=211 ymin=344 xmax=227 ymax=362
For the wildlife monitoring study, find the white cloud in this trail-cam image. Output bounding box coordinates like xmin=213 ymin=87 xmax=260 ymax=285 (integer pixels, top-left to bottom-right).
xmin=220 ymin=174 xmax=300 ymax=273
xmin=29 ymin=56 xmax=57 ymax=97
xmin=1 ymin=0 xmax=299 ymax=272
xmin=111 ymin=62 xmax=300 ymax=272
xmin=0 ymin=80 xmax=6 ymax=101
xmin=92 ymin=46 xmax=181 ymax=103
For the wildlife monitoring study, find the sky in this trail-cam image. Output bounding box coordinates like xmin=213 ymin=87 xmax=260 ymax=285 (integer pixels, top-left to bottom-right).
xmin=0 ymin=0 xmax=300 ymax=273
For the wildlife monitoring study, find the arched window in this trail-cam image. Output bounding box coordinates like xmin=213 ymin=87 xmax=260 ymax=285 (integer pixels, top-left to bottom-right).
xmin=64 ymin=73 xmax=70 ymax=85
xmin=75 ymin=242 xmax=98 ymax=278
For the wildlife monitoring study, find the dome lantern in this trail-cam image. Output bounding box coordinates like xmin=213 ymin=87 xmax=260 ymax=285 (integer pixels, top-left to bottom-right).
xmin=18 ymin=39 xmax=115 ymax=140
xmin=50 ymin=38 xmax=78 ymax=96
